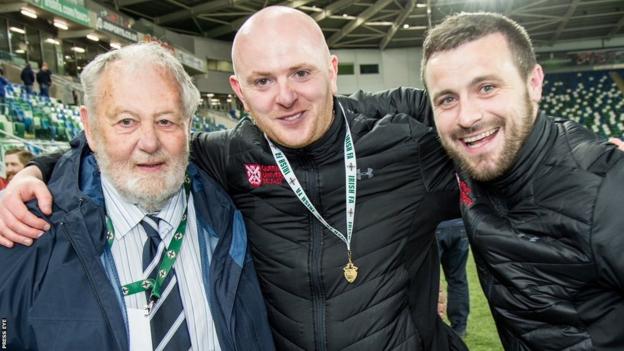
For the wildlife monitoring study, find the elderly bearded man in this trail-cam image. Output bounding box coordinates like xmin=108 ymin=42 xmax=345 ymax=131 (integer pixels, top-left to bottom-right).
xmin=0 ymin=43 xmax=273 ymax=351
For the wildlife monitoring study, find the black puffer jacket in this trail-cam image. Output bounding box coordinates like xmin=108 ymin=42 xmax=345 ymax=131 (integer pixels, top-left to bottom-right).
xmin=191 ymin=90 xmax=464 ymax=350
xmin=459 ymin=113 xmax=624 ymax=350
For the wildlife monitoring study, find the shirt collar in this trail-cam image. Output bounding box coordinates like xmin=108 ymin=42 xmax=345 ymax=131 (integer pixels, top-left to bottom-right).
xmin=101 ymin=173 xmax=187 ymax=240
xmin=157 ymin=186 xmax=187 ymax=238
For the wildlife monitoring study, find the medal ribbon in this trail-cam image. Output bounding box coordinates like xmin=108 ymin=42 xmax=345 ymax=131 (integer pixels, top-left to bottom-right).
xmin=265 ymin=102 xmax=357 ymax=252
xmin=105 ymin=173 xmax=192 ymax=303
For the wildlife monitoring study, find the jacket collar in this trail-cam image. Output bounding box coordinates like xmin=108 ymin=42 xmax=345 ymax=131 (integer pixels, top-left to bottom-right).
xmin=46 ymin=133 xmax=129 ymax=351
xmin=477 ymin=111 xmax=557 ymax=197
xmin=48 ymin=132 xmax=102 ymax=214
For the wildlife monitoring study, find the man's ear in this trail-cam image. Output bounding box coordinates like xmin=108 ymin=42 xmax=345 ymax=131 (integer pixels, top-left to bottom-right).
xmin=79 ymin=106 xmax=96 ymax=150
xmin=229 ymin=75 xmax=249 ymax=111
xmin=527 ymin=64 xmax=544 ymax=103
xmin=329 ymin=55 xmax=339 ymax=96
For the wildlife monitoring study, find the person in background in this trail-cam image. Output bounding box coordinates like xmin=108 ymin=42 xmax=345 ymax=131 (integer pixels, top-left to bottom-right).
xmin=36 ymin=62 xmax=52 ymax=98
xmin=436 ymin=218 xmax=470 ymax=338
xmin=72 ymin=89 xmax=80 ymax=105
xmin=4 ymin=148 xmax=34 ymax=183
xmin=0 ymin=67 xmax=9 ymax=104
xmin=20 ymin=64 xmax=34 ymax=95
xmin=422 ymin=12 xmax=624 ymax=350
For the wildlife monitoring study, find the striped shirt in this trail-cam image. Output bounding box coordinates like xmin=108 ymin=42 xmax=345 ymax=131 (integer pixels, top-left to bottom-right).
xmin=101 ymin=174 xmax=221 ymax=351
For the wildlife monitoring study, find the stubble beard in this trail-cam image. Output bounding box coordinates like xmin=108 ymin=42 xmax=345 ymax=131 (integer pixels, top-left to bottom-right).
xmin=93 ymin=139 xmax=189 ymax=213
xmin=250 ymin=84 xmax=335 ymax=149
xmin=441 ymin=93 xmax=535 ymax=182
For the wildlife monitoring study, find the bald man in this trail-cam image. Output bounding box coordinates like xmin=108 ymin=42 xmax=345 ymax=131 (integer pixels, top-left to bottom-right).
xmin=0 ymin=6 xmax=465 ymax=351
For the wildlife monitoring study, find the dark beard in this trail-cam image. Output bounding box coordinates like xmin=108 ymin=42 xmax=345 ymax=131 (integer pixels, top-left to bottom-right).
xmin=441 ymin=93 xmax=535 ymax=182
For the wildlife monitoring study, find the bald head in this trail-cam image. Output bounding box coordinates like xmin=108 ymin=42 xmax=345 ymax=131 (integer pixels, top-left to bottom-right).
xmin=228 ymin=5 xmax=339 ymax=149
xmin=232 ymin=6 xmax=330 ymax=74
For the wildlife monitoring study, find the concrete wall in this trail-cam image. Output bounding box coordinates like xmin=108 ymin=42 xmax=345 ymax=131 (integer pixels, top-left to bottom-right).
xmin=333 ymin=47 xmax=424 ymax=95
xmin=331 ymin=36 xmax=624 ymax=95
xmin=189 ymin=37 xmax=233 ymax=93
xmin=191 ymin=45 xmax=425 ymax=96
xmin=187 ymin=32 xmax=624 ymax=95
xmin=194 ymin=71 xmax=233 ymax=94
xmin=193 ymin=37 xmax=232 ymax=61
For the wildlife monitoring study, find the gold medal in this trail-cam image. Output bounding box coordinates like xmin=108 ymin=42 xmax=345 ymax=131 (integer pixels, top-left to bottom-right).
xmin=343 ymin=251 xmax=358 ymax=283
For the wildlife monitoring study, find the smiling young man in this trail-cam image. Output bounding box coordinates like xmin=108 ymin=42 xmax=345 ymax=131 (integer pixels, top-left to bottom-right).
xmin=227 ymin=10 xmax=337 ymax=149
xmin=422 ymin=12 xmax=624 ymax=350
xmin=0 ymin=7 xmax=466 ymax=351
xmin=188 ymin=7 xmax=464 ymax=350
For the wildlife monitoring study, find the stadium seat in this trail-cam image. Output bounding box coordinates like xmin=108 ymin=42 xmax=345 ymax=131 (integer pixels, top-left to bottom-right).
xmin=541 ymin=69 xmax=624 ymax=139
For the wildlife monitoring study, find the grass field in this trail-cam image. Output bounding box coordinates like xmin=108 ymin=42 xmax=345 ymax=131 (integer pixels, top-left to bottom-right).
xmin=441 ymin=250 xmax=504 ymax=350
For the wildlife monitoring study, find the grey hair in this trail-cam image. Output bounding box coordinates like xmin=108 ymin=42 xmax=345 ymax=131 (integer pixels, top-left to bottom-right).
xmin=80 ymin=42 xmax=200 ymax=121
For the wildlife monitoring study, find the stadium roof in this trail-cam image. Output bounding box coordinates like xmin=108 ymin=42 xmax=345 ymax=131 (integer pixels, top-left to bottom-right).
xmin=98 ymin=0 xmax=624 ymax=49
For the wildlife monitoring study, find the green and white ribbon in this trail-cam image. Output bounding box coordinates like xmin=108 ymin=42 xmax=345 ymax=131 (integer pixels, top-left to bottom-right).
xmin=105 ymin=173 xmax=192 ymax=306
xmin=265 ymin=102 xmax=357 ymax=251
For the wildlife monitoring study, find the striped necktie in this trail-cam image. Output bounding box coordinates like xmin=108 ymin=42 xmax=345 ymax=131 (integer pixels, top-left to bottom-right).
xmin=141 ymin=215 xmax=192 ymax=351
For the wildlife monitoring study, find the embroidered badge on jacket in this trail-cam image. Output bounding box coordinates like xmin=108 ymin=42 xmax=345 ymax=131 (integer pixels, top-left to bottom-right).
xmin=245 ymin=164 xmax=285 ymax=188
xmin=456 ymin=174 xmax=475 ymax=208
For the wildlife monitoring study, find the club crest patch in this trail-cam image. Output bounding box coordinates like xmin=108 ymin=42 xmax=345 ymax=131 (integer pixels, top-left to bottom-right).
xmin=245 ymin=163 xmax=284 ymax=188
xmin=456 ymin=174 xmax=475 ymax=208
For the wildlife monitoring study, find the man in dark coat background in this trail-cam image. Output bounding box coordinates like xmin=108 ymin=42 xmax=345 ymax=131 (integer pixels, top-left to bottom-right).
xmin=20 ymin=63 xmax=34 ymax=95
xmin=36 ymin=62 xmax=52 ymax=97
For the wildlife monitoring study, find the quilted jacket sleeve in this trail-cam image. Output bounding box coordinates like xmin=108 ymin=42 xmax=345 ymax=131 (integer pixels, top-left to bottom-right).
xmin=337 ymin=87 xmax=435 ymax=127
xmin=415 ymin=129 xmax=460 ymax=221
xmin=29 ymin=151 xmax=64 ymax=183
xmin=190 ymin=129 xmax=233 ymax=191
xmin=29 ymin=133 xmax=86 ymax=183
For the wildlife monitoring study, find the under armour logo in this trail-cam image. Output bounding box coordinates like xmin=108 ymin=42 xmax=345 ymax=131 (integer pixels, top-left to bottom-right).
xmin=357 ymin=168 xmax=374 ymax=180
xmin=517 ymin=233 xmax=540 ymax=242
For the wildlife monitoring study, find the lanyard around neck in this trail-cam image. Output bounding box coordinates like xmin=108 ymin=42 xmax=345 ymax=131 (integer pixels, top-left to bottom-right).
xmin=265 ymin=102 xmax=360 ymax=283
xmin=105 ymin=173 xmax=192 ymax=309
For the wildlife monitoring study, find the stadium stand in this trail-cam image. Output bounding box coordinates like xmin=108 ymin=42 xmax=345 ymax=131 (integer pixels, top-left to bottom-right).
xmin=0 ymin=77 xmax=231 ymax=174
xmin=0 ymin=86 xmax=230 ymax=179
xmin=541 ymin=69 xmax=624 ymax=139
xmin=1 ymin=83 xmax=82 ymax=142
xmin=3 ymin=68 xmax=623 ymax=157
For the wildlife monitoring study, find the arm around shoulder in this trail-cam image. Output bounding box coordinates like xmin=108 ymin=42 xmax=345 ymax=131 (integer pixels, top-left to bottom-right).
xmin=417 ymin=130 xmax=460 ymax=220
xmin=0 ymin=166 xmax=53 ymax=248
xmin=338 ymin=87 xmax=435 ymax=127
xmin=190 ymin=129 xmax=233 ymax=190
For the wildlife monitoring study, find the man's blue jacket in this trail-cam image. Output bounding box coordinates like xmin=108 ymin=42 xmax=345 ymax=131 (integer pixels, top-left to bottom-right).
xmin=0 ymin=134 xmax=275 ymax=350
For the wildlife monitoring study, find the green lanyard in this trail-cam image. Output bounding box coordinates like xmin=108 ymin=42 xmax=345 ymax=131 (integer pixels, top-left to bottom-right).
xmin=264 ymin=102 xmax=360 ymax=283
xmin=105 ymin=173 xmax=192 ymax=314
